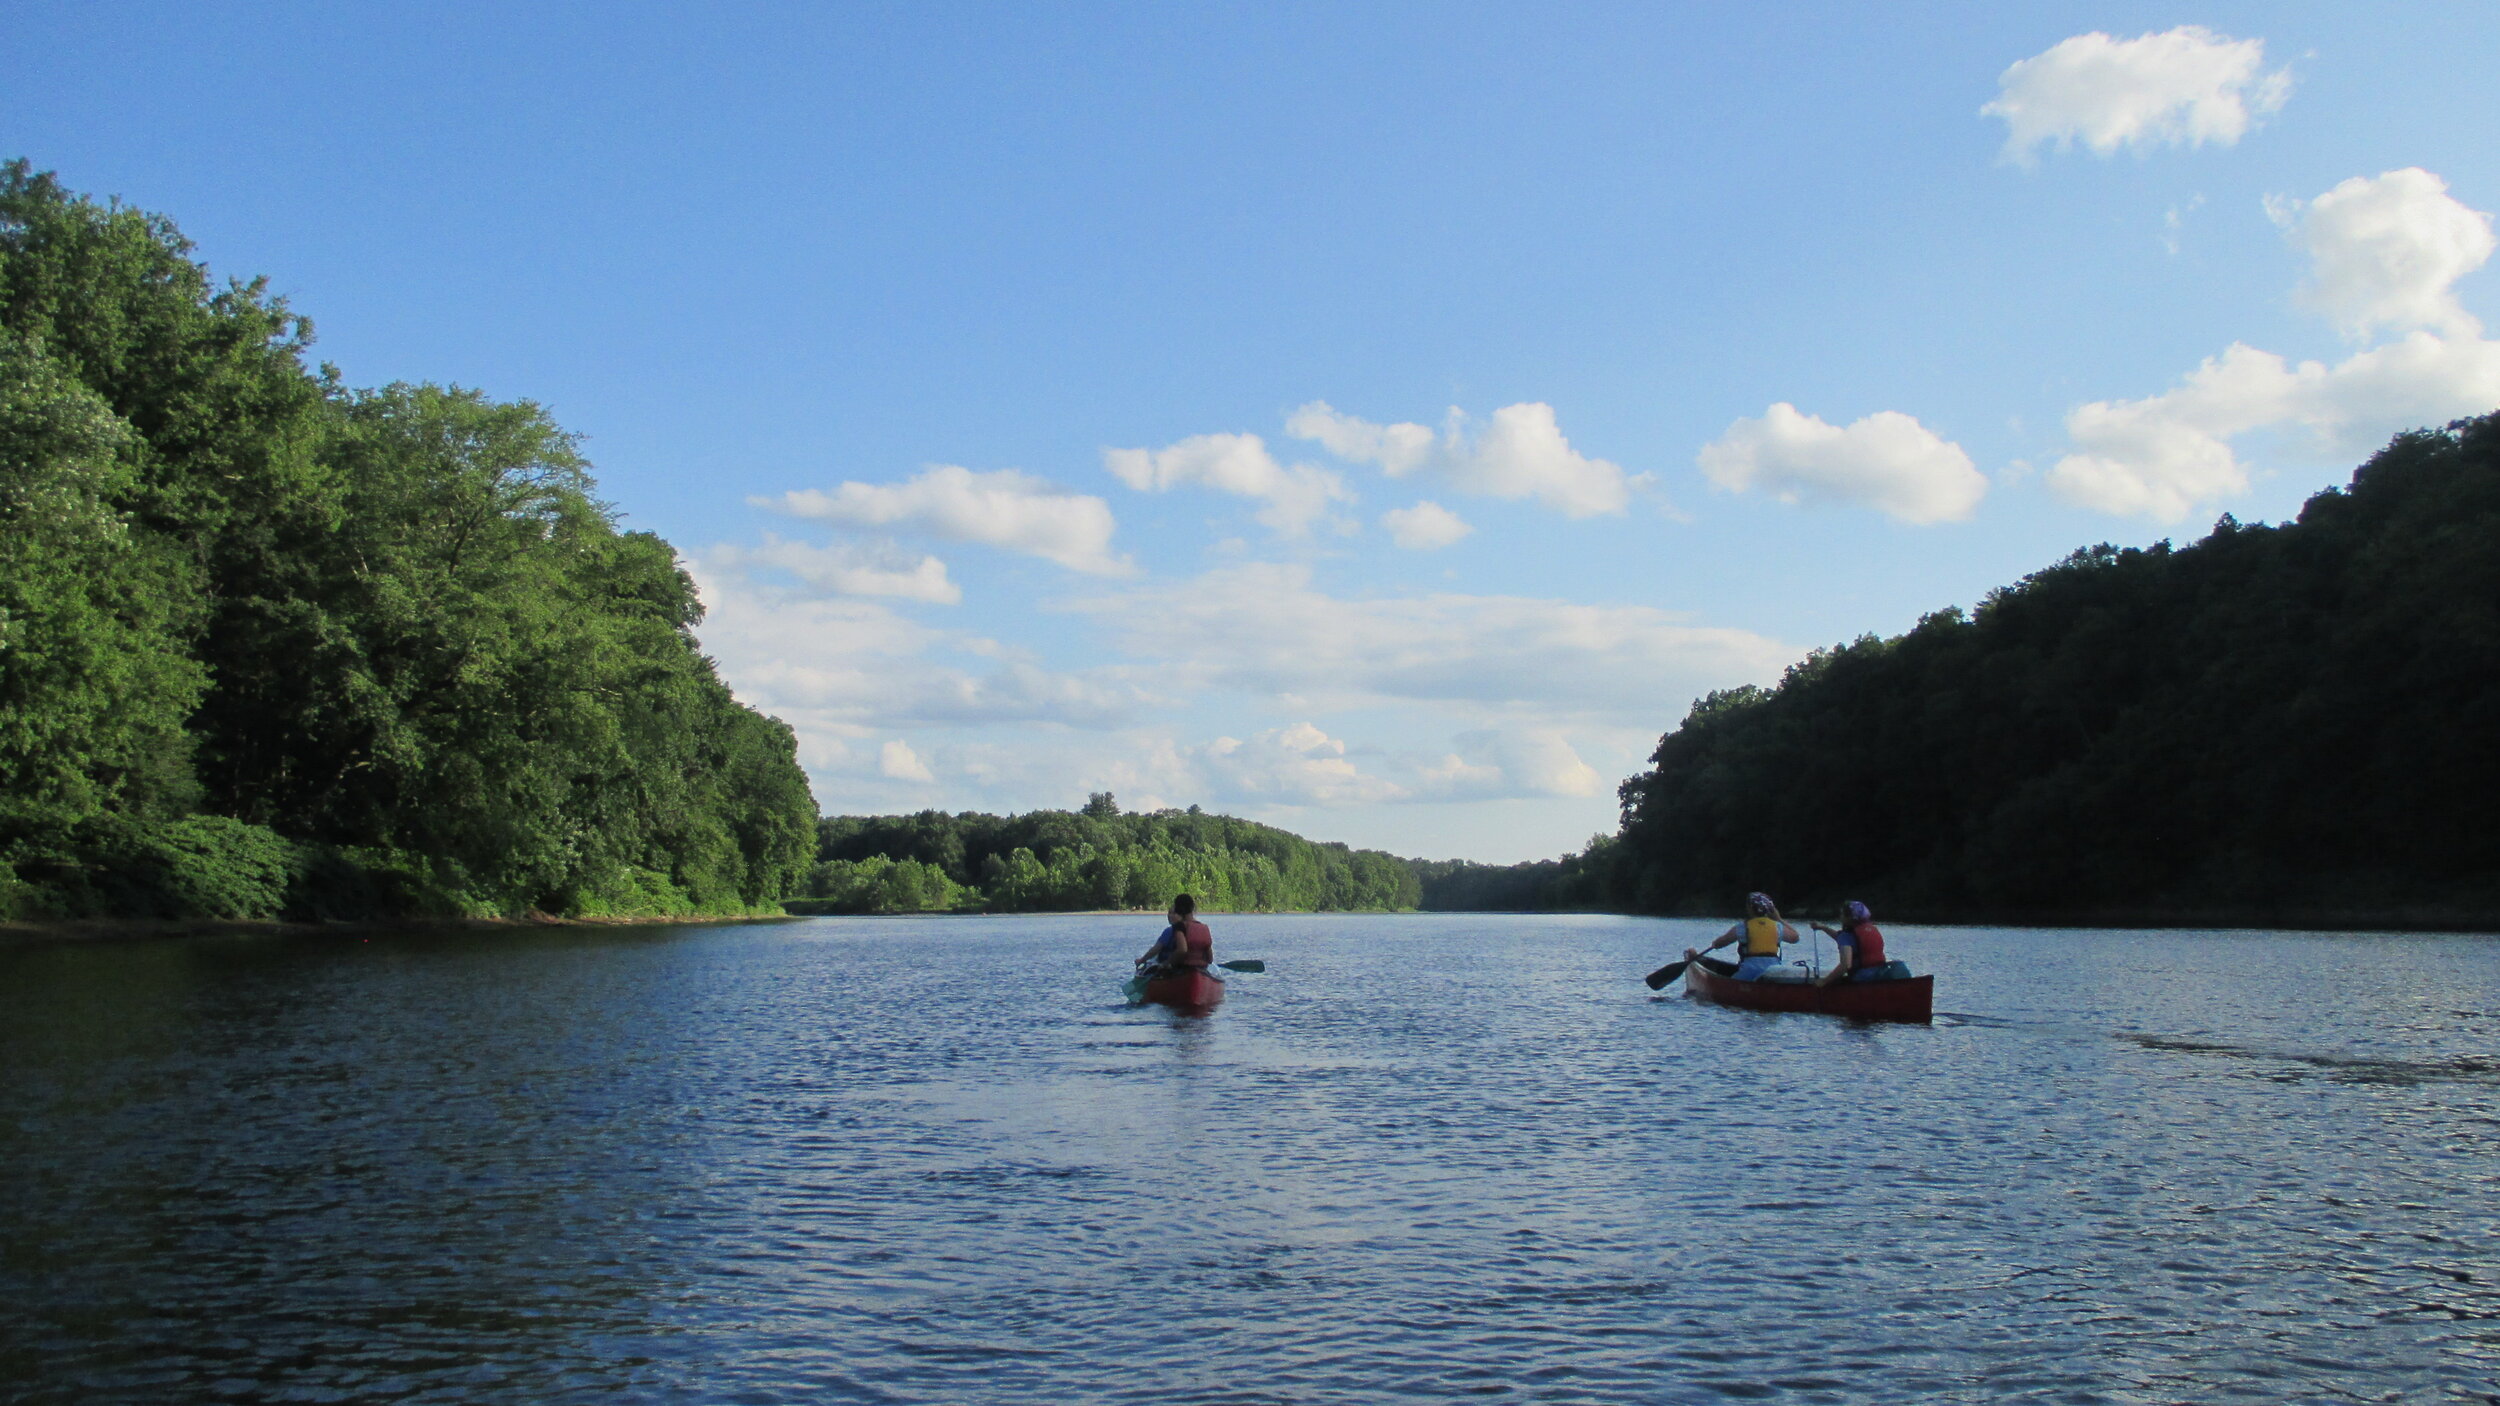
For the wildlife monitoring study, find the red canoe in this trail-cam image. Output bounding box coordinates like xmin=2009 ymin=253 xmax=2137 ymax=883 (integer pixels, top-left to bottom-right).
xmin=1140 ymin=967 xmax=1225 ymax=1011
xmin=1685 ymin=961 xmax=1933 ymax=1023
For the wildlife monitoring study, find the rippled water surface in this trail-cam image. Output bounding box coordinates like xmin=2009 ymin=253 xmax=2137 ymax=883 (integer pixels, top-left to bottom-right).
xmin=3 ymin=915 xmax=2496 ymax=1404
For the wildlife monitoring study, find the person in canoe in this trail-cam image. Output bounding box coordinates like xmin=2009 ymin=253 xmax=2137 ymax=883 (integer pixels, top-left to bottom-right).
xmin=1685 ymin=891 xmax=1801 ymax=980
xmin=1812 ymin=901 xmax=1894 ymax=984
xmin=1135 ymin=892 xmax=1213 ymax=978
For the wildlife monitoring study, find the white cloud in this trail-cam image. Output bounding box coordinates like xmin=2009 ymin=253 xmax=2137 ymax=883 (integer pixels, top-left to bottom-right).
xmin=1197 ymin=723 xmax=1408 ymax=807
xmin=1697 ymin=403 xmax=1986 ymax=523
xmin=690 ymin=562 xmax=1147 ymax=731
xmin=711 ymin=533 xmax=960 ymax=603
xmin=1289 ymin=400 xmax=1644 ymax=517
xmin=878 ymin=739 xmax=935 ymax=783
xmin=1286 ymin=403 xmax=1434 ymax=474
xmin=2048 ymin=334 xmax=2500 ymax=520
xmin=1101 ymin=432 xmax=1350 ymax=534
xmin=2047 ymin=343 xmax=2288 ymax=519
xmin=1984 ymin=26 xmax=2289 ymax=165
xmin=1419 ymin=728 xmax=1604 ymax=800
xmin=1164 ymin=722 xmax=1609 ymax=808
xmin=756 ymin=464 xmax=1129 ymax=575
xmin=891 ymin=718 xmax=1618 ymax=816
xmin=697 ymin=542 xmax=1787 ymax=824
xmin=2284 ymin=168 xmax=2496 ymax=340
xmin=2051 ymin=171 xmax=2500 ymax=522
xmin=1380 ymin=500 xmax=1473 ymax=550
xmin=1066 ymin=561 xmax=1790 ymax=722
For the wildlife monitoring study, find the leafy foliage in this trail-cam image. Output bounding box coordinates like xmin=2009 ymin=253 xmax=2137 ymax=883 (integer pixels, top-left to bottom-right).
xmin=805 ymin=800 xmax=1422 ymax=914
xmin=1410 ymin=835 xmax=1624 ymax=912
xmin=0 ymin=332 xmax=206 ymax=836
xmin=0 ymin=161 xmax=815 ymax=920
xmin=1602 ymin=417 xmax=2500 ymax=923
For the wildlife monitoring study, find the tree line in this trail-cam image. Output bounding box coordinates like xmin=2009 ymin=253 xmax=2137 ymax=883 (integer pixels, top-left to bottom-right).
xmin=0 ymin=162 xmax=817 ymax=922
xmin=798 ymin=794 xmax=1421 ymax=913
xmin=1453 ymin=415 xmax=2500 ymax=926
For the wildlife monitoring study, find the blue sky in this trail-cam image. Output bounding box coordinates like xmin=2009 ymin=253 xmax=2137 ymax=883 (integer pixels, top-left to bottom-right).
xmin=11 ymin=3 xmax=2500 ymax=860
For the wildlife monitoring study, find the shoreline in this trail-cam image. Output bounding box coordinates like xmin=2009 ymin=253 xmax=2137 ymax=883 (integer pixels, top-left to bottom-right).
xmin=1429 ymin=905 xmax=2500 ymax=935
xmin=13 ymin=905 xmax=2493 ymax=945
xmin=0 ymin=911 xmax=803 ymax=947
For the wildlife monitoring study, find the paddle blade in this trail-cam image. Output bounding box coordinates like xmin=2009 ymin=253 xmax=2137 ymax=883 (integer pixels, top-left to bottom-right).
xmin=1121 ymin=972 xmax=1148 ymax=1003
xmin=1216 ymin=959 xmax=1265 ymax=973
xmin=1643 ymin=959 xmax=1689 ymax=991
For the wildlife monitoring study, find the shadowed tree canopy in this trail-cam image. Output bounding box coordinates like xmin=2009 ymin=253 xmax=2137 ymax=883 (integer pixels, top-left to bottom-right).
xmin=1598 ymin=415 xmax=2500 ymax=925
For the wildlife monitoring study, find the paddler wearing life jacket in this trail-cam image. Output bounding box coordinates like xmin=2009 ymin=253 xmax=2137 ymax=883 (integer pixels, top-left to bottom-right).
xmin=1811 ymin=901 xmax=1894 ymax=985
xmin=1135 ymin=892 xmax=1213 ymax=976
xmin=1686 ymin=891 xmax=1799 ymax=980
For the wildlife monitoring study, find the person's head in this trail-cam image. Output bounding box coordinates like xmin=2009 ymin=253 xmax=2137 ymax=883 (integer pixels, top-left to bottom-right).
xmin=1746 ymin=891 xmax=1775 ymax=916
xmin=1170 ymin=893 xmax=1196 ymax=921
xmin=1844 ymin=900 xmax=1871 ymax=925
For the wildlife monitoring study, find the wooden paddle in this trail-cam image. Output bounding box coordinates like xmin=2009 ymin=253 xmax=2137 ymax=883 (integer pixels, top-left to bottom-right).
xmin=1643 ymin=956 xmax=1693 ymax=990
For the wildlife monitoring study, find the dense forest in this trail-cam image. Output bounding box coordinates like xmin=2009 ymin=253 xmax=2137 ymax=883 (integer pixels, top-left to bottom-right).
xmin=0 ymin=163 xmax=817 ymax=922
xmin=1468 ymin=417 xmax=2500 ymax=926
xmin=799 ymin=795 xmax=1421 ymax=913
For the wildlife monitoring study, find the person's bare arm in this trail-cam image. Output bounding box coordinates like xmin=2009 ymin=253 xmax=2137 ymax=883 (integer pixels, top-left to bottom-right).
xmin=1818 ymin=945 xmax=1855 ymax=987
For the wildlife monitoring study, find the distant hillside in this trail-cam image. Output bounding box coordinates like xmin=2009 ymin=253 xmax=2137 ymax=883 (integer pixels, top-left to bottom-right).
xmin=798 ymin=797 xmax=1419 ymax=914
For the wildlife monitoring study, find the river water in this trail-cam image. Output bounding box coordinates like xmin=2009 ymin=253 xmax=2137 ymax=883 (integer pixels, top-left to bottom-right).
xmin=1 ymin=914 xmax=2494 ymax=1404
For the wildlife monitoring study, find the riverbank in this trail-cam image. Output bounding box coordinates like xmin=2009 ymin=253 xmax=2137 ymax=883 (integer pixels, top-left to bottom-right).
xmin=17 ymin=902 xmax=2488 ymax=943
xmin=0 ymin=910 xmax=803 ymax=947
xmin=779 ymin=902 xmax=1417 ymax=917
xmin=1519 ymin=902 xmax=2500 ymax=935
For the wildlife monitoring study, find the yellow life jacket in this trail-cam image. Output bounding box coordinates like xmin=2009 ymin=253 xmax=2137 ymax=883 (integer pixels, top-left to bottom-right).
xmin=1742 ymin=915 xmax=1786 ymax=957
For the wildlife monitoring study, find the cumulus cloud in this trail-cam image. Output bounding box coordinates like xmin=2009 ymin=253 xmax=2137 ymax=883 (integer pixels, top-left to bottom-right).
xmin=907 ymin=718 xmax=1616 ymax=815
xmin=1985 ymin=26 xmax=2289 ymax=165
xmin=878 ymin=739 xmax=935 ymax=783
xmin=1288 ymin=400 xmax=1644 ymax=517
xmin=2051 ymin=170 xmax=2500 ymax=522
xmin=1196 ymin=723 xmax=1408 ymax=806
xmin=1287 ymin=405 xmax=1434 ymax=474
xmin=1164 ymin=722 xmax=1610 ymax=808
xmin=1380 ymin=500 xmax=1473 ymax=550
xmin=690 ymin=561 xmax=1147 ymax=732
xmin=1102 ymin=432 xmax=1350 ymax=534
xmin=710 ymin=534 xmax=960 ymax=603
xmin=696 ymin=539 xmax=1789 ymax=823
xmin=1066 ymin=561 xmax=1790 ymax=722
xmin=1418 ymin=728 xmax=1605 ymax=800
xmin=1697 ymin=403 xmax=1986 ymax=523
xmin=2048 ymin=334 xmax=2500 ymax=519
xmin=756 ymin=464 xmax=1129 ymax=575
xmin=2284 ymin=168 xmax=2497 ymax=340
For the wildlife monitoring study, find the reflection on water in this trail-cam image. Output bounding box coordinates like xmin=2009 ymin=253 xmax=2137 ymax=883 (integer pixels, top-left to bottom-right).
xmin=2 ymin=915 xmax=2495 ymax=1403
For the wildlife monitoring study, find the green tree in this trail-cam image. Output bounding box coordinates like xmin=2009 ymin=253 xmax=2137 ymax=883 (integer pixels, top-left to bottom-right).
xmin=0 ymin=334 xmax=205 ymax=841
xmin=0 ymin=164 xmax=816 ymax=920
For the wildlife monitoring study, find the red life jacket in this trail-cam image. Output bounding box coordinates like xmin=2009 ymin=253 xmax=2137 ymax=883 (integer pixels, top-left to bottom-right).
xmin=1844 ymin=921 xmax=1886 ymax=969
xmin=1171 ymin=918 xmax=1212 ymax=968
